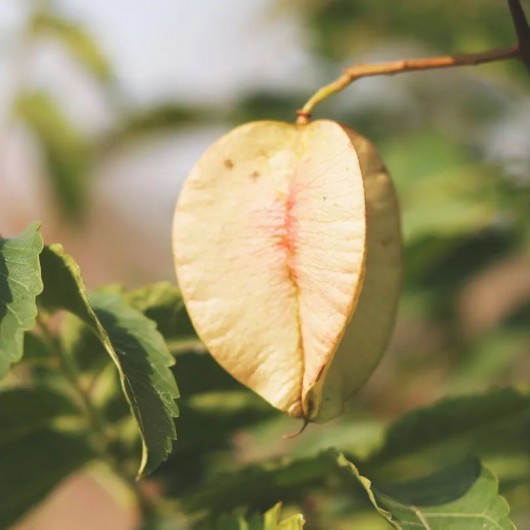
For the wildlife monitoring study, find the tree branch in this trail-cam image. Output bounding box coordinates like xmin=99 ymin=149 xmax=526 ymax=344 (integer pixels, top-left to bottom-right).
xmin=507 ymin=0 xmax=530 ymax=70
xmin=296 ymin=0 xmax=530 ymax=124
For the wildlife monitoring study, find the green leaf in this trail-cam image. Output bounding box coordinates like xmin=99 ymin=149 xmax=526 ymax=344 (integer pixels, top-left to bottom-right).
xmin=39 ymin=244 xmax=179 ymax=475
xmin=215 ymin=504 xmax=305 ymax=530
xmin=233 ymin=92 xmax=297 ymax=123
xmin=381 ymin=131 xmax=503 ymax=243
xmin=30 ymin=11 xmax=111 ymax=81
xmin=449 ymin=329 xmax=529 ymax=392
xmin=177 ymin=390 xmax=276 ymax=452
xmin=0 ymin=387 xmax=94 ymax=527
xmin=0 ymin=387 xmax=79 ymax=446
xmin=367 ymin=387 xmax=530 ymax=471
xmin=337 ymin=454 xmax=514 ymax=530
xmin=0 ymin=224 xmax=44 ymax=378
xmin=58 ymin=313 xmax=106 ymax=374
xmin=39 ymin=244 xmax=96 ymax=323
xmin=126 ymin=282 xmax=196 ymax=343
xmin=175 ymin=350 xmax=245 ymax=396
xmin=108 ymin=104 xmax=208 ymax=147
xmin=183 ymin=451 xmax=342 ymax=515
xmin=90 ymin=291 xmax=179 ymax=476
xmin=15 ymin=91 xmax=91 ymax=221
xmin=186 ymin=446 xmax=514 ymax=529
xmin=262 ymin=504 xmax=305 ymax=530
xmin=401 ymin=166 xmax=499 ymax=243
xmin=214 ymin=511 xmax=249 ymax=530
xmin=0 ymin=429 xmax=95 ymax=528
xmin=157 ymin=387 xmax=277 ymax=496
xmin=23 ymin=332 xmax=53 ymax=362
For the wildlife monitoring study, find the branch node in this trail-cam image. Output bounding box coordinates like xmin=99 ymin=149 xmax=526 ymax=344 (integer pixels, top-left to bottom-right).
xmin=295 ymin=109 xmax=311 ymax=125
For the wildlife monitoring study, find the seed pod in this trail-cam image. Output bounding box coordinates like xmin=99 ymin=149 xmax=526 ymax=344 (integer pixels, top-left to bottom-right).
xmin=173 ymin=120 xmax=401 ymax=421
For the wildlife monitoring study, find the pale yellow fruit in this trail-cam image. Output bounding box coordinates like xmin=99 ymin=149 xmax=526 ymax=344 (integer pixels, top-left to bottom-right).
xmin=173 ymin=120 xmax=401 ymax=421
xmin=308 ymin=131 xmax=401 ymax=421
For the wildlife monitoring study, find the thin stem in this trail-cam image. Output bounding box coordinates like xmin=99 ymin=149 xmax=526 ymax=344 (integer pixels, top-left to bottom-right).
xmin=36 ymin=314 xmax=110 ymax=451
xmin=296 ymin=45 xmax=520 ymax=124
xmin=167 ymin=338 xmax=207 ymax=355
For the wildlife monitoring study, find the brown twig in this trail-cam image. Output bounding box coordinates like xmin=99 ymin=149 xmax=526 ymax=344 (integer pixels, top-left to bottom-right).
xmin=507 ymin=0 xmax=530 ymax=69
xmin=296 ymin=0 xmax=529 ymax=124
xmin=296 ymin=47 xmax=519 ymax=124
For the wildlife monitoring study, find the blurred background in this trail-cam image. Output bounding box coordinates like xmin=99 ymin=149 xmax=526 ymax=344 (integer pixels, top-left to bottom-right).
xmin=1 ymin=0 xmax=530 ymax=528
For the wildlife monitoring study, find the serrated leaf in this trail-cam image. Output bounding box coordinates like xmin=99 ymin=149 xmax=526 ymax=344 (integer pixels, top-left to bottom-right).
xmin=126 ymin=282 xmax=196 ymax=343
xmin=0 ymin=223 xmax=44 ymax=378
xmin=30 ymin=11 xmax=111 ymax=81
xmin=15 ymin=91 xmax=91 ymax=221
xmin=0 ymin=429 xmax=95 ymax=528
xmin=0 ymin=387 xmax=93 ymax=527
xmin=90 ymin=291 xmax=179 ymax=475
xmin=38 ymin=244 xmax=97 ymax=322
xmin=186 ymin=447 xmax=514 ymax=529
xmin=39 ymin=244 xmax=179 ymax=475
xmin=337 ymin=453 xmax=514 ymax=530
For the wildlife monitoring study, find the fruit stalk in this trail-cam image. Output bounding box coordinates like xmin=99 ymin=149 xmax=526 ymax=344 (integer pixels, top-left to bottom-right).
xmin=297 ymin=0 xmax=530 ymax=124
xmin=296 ymin=46 xmax=519 ymax=124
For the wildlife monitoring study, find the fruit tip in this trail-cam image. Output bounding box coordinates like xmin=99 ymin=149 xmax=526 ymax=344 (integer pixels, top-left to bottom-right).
xmin=282 ymin=418 xmax=310 ymax=439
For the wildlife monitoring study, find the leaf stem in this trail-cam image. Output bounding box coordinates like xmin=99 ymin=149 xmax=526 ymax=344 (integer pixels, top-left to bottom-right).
xmin=36 ymin=313 xmax=110 ymax=451
xmin=167 ymin=338 xmax=207 ymax=355
xmin=296 ymin=46 xmax=520 ymax=124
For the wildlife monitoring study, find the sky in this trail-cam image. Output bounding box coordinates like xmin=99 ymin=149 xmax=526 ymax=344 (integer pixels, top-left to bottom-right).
xmin=53 ymin=0 xmax=315 ymax=106
xmin=0 ymin=0 xmax=316 ymax=125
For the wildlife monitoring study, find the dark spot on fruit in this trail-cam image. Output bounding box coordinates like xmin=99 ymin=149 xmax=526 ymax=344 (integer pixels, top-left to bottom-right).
xmin=250 ymin=170 xmax=260 ymax=180
xmin=224 ymin=159 xmax=234 ymax=169
xmin=381 ymin=236 xmax=393 ymax=247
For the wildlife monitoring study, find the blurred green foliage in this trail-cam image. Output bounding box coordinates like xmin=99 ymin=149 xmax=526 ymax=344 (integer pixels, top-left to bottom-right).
xmin=295 ymin=0 xmax=520 ymax=60
xmin=16 ymin=91 xmax=92 ymax=221
xmin=29 ymin=10 xmax=111 ymax=82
